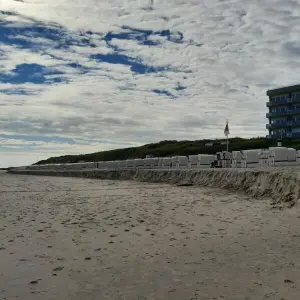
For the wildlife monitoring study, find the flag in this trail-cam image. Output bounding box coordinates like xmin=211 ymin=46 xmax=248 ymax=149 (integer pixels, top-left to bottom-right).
xmin=224 ymin=119 xmax=229 ymax=137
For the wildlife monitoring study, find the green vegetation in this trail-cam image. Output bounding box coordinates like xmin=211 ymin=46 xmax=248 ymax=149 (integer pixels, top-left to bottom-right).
xmin=35 ymin=137 xmax=300 ymax=165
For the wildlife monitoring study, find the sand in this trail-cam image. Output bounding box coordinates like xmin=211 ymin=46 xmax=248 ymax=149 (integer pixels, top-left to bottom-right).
xmin=1 ymin=172 xmax=300 ymax=300
xmin=9 ymin=167 xmax=300 ymax=207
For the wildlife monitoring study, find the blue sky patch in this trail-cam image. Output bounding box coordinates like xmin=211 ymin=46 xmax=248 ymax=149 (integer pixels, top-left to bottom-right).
xmin=0 ymin=63 xmax=67 ymax=84
xmin=0 ymin=88 xmax=35 ymax=95
xmin=0 ymin=17 xmax=96 ymax=51
xmin=152 ymin=89 xmax=174 ymax=98
xmin=104 ymin=26 xmax=183 ymax=48
xmin=90 ymin=53 xmax=168 ymax=74
xmin=0 ymin=10 xmax=182 ymax=83
xmin=120 ymin=26 xmax=184 ymax=44
xmin=175 ymin=83 xmax=186 ymax=91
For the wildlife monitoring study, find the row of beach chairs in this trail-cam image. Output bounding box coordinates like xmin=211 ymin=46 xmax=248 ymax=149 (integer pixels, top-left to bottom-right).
xmin=24 ymin=147 xmax=300 ymax=171
xmin=232 ymin=147 xmax=299 ymax=168
xmin=25 ymin=155 xmax=217 ymax=170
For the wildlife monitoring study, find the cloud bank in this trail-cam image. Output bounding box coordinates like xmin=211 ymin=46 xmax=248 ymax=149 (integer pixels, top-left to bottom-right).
xmin=0 ymin=0 xmax=299 ymax=167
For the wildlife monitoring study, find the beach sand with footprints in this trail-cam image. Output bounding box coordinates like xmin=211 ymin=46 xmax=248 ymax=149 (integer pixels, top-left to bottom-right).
xmin=1 ymin=172 xmax=300 ymax=299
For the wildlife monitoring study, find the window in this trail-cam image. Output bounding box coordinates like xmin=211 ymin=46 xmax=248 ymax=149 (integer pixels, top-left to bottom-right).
xmin=280 ymin=107 xmax=287 ymax=112
xmin=294 ymin=93 xmax=300 ymax=101
xmin=292 ymin=127 xmax=300 ymax=133
xmin=271 ymin=118 xmax=285 ymax=124
xmin=272 ymin=129 xmax=286 ymax=136
xmin=270 ymin=106 xmax=289 ymax=113
xmin=294 ymin=116 xmax=300 ymax=122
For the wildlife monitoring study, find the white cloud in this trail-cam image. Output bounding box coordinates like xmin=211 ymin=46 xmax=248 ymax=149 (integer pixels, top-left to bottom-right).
xmin=0 ymin=0 xmax=299 ymax=167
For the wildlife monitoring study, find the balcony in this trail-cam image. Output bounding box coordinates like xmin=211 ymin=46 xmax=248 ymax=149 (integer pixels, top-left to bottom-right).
xmin=266 ymin=94 xmax=300 ymax=107
xmin=292 ymin=94 xmax=300 ymax=103
xmin=267 ymin=132 xmax=290 ymax=139
xmin=267 ymin=131 xmax=300 ymax=139
xmin=287 ymin=108 xmax=300 ymax=115
xmin=266 ymin=120 xmax=300 ymax=130
xmin=266 ymin=111 xmax=286 ymax=118
xmin=290 ymin=132 xmax=300 ymax=138
xmin=291 ymin=120 xmax=300 ymax=127
xmin=266 ymin=123 xmax=286 ymax=130
xmin=266 ymin=133 xmax=285 ymax=139
xmin=266 ymin=98 xmax=289 ymax=107
xmin=266 ymin=108 xmax=300 ymax=118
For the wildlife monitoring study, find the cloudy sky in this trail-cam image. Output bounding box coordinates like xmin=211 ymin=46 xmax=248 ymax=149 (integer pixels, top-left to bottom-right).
xmin=0 ymin=0 xmax=299 ymax=167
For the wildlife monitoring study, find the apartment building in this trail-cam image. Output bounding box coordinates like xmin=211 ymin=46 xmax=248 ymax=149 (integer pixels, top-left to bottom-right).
xmin=266 ymin=84 xmax=300 ymax=139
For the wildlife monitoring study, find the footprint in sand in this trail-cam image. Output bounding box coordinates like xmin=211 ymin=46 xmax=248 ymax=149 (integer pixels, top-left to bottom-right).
xmin=52 ymin=266 xmax=64 ymax=272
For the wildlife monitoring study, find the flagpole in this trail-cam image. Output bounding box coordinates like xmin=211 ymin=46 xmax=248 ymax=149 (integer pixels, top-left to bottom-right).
xmin=224 ymin=119 xmax=229 ymax=152
xmin=226 ymin=134 xmax=229 ymax=152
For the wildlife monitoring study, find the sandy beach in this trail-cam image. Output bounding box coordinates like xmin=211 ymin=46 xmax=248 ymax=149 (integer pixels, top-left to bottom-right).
xmin=1 ymin=172 xmax=300 ymax=300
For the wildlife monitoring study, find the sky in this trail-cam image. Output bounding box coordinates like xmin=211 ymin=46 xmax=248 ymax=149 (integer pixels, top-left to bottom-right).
xmin=0 ymin=0 xmax=300 ymax=168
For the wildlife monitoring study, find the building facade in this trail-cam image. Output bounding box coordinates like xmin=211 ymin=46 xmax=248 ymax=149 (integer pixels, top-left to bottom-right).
xmin=266 ymin=84 xmax=300 ymax=139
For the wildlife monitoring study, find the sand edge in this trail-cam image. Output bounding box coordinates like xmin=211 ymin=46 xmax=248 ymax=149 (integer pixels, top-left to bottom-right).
xmin=8 ymin=168 xmax=300 ymax=206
